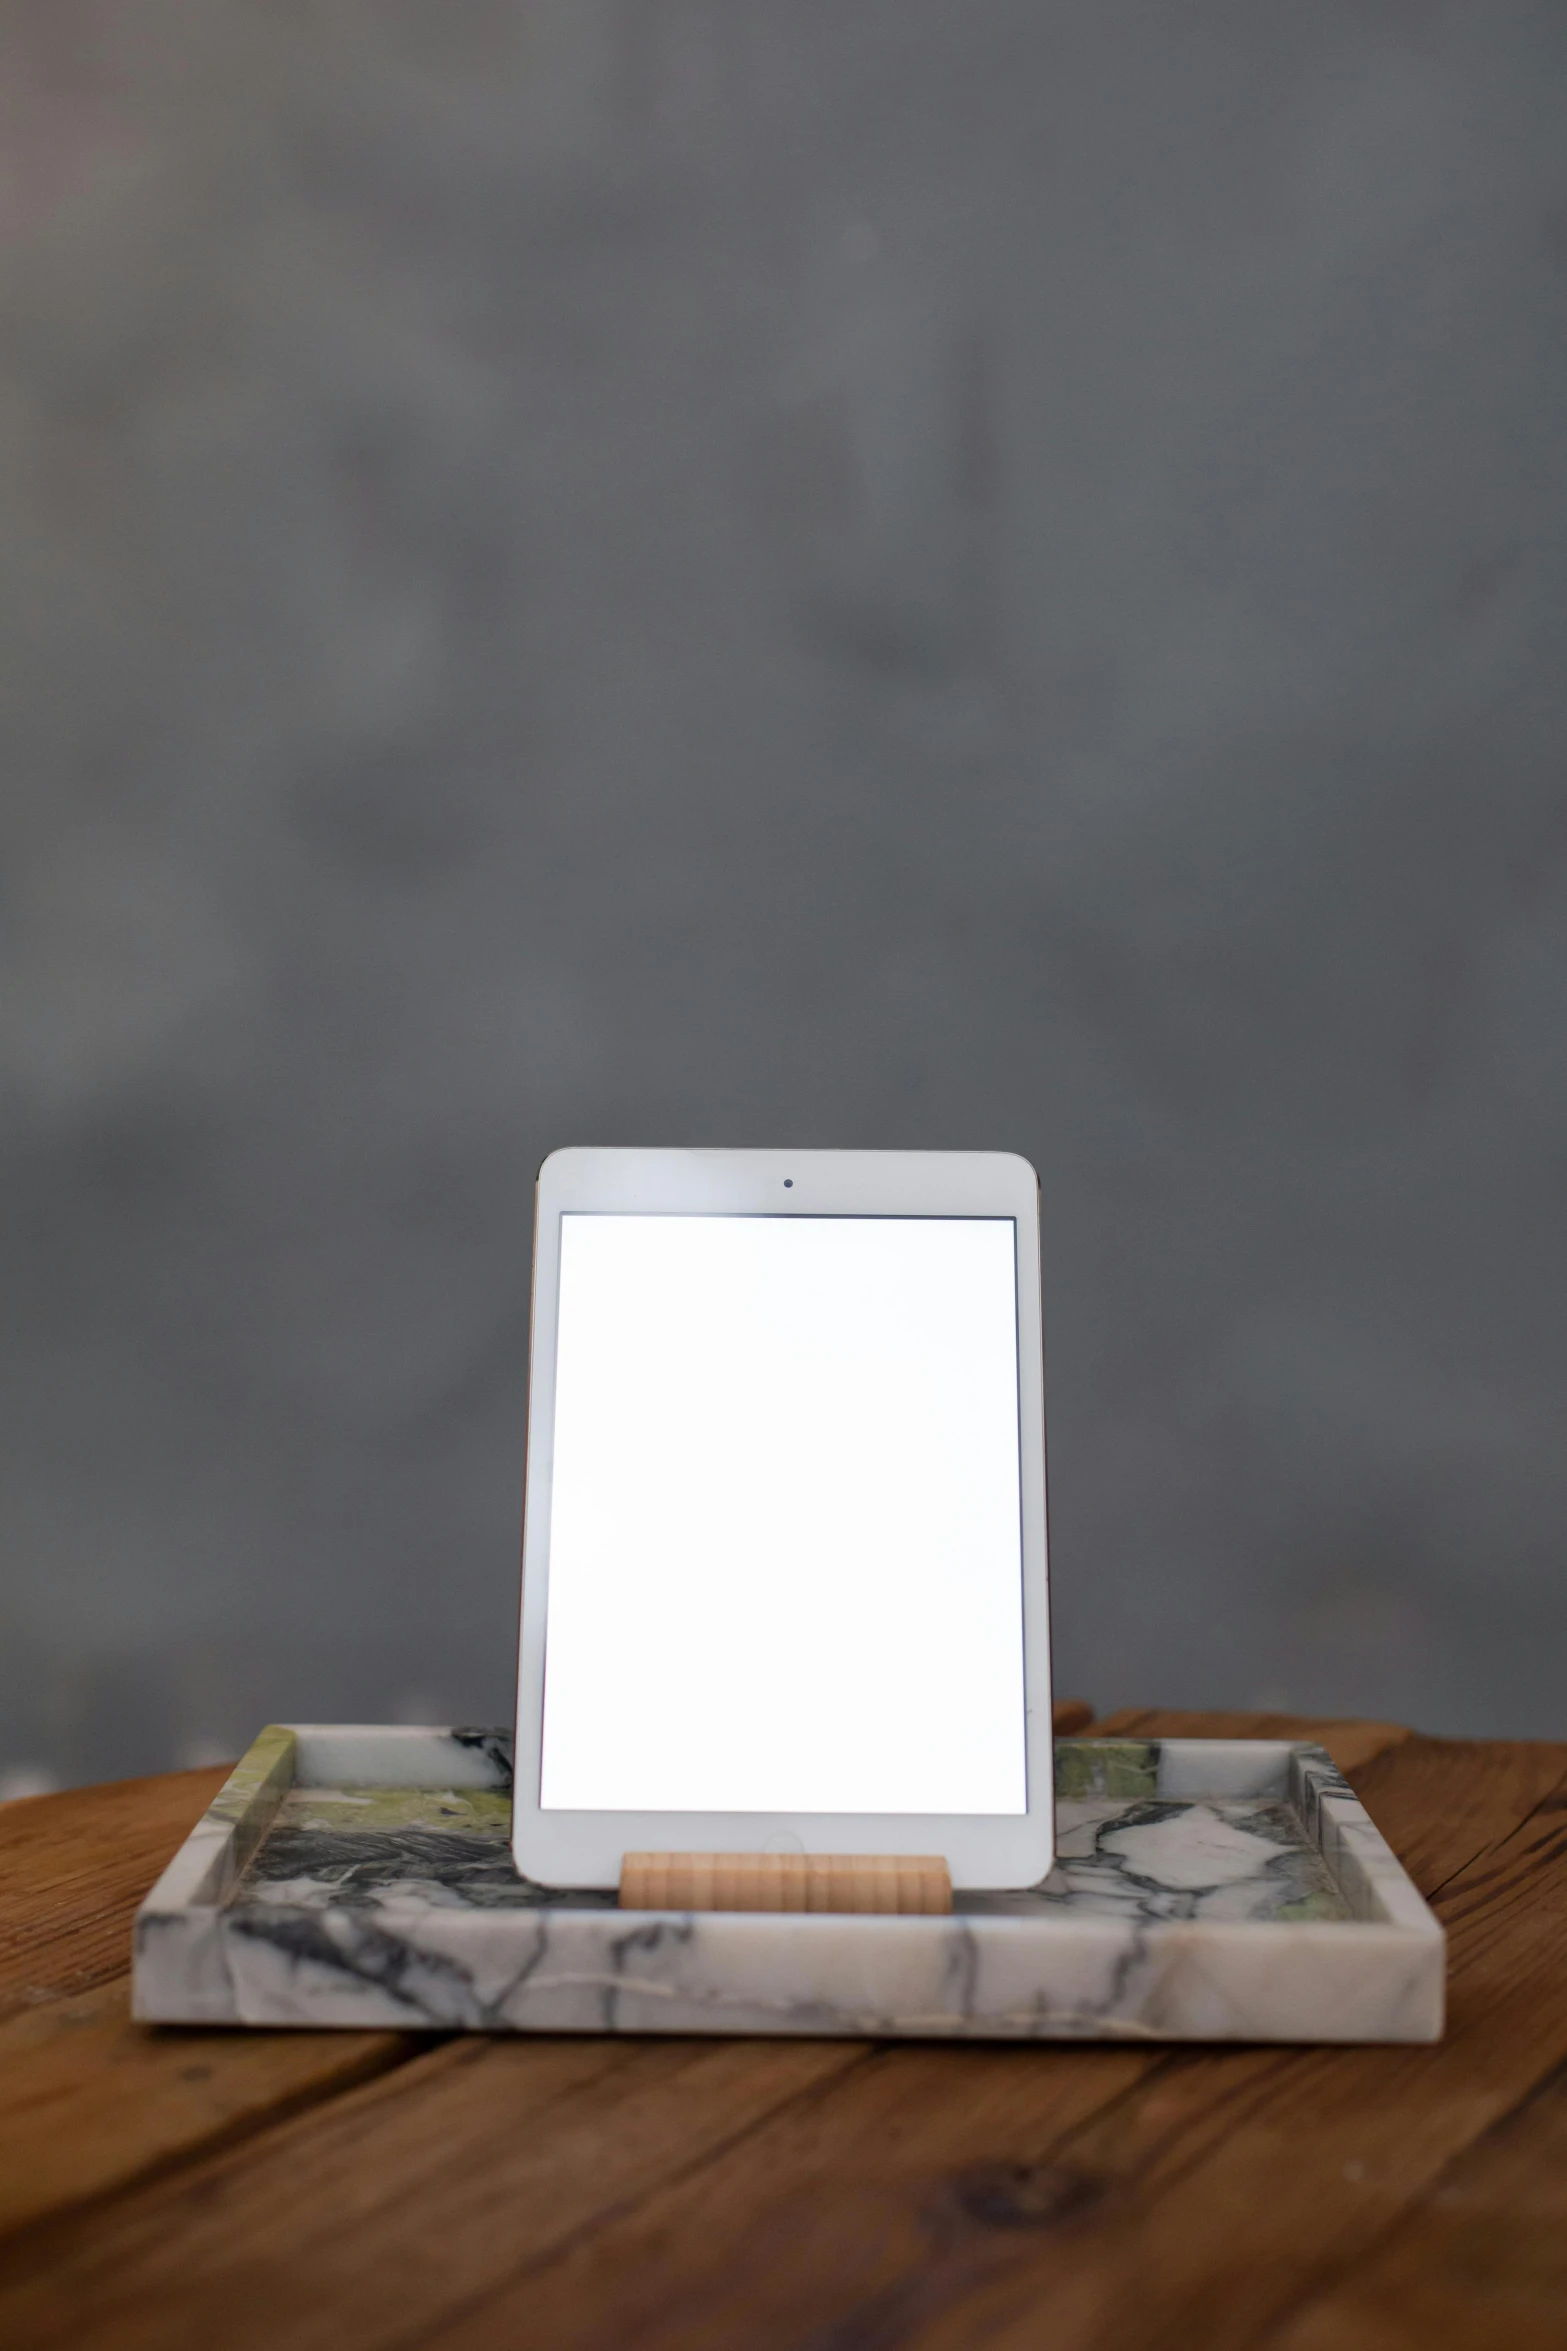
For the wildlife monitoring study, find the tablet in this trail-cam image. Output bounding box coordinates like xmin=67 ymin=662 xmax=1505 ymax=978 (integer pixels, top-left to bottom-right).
xmin=512 ymin=1148 xmax=1053 ymax=1892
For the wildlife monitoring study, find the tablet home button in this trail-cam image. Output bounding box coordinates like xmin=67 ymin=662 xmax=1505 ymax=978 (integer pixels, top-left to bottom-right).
xmin=763 ymin=1832 xmax=806 ymax=1856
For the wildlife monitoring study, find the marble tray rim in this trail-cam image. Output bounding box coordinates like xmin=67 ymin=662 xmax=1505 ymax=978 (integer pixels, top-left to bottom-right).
xmin=133 ymin=1724 xmax=1444 ymax=2043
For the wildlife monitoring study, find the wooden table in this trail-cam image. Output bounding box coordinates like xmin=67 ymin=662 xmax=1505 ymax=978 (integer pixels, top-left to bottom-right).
xmin=2 ymin=1709 xmax=1565 ymax=2350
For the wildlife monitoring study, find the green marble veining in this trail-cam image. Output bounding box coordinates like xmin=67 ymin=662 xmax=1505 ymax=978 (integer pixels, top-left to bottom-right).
xmin=194 ymin=1722 xmax=299 ymax=1894
xmin=138 ymin=1727 xmax=1441 ymax=2043
xmin=277 ymin=1786 xmax=512 ymax=1835
xmin=1053 ymin=1739 xmax=1159 ymax=1799
xmin=239 ymin=1779 xmax=609 ymax=1911
xmin=209 ymin=1723 xmax=298 ymax=1824
xmin=211 ymin=1730 xmax=1349 ymax=1926
xmin=230 ymin=1781 xmax=1348 ymax=1924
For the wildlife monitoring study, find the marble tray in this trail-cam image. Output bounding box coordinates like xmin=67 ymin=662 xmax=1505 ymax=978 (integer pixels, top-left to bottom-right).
xmin=134 ymin=1727 xmax=1443 ymax=2043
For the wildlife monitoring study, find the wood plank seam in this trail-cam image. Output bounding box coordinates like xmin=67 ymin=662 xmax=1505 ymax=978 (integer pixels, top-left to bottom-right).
xmin=5 ymin=1723 xmax=1561 ymax=2351
xmin=1377 ymin=1754 xmax=1567 ymax=1907
xmin=0 ymin=2018 xmax=435 ymax=2275
xmin=372 ymin=1739 xmax=1565 ymax=2351
xmin=461 ymin=2053 xmax=1178 ymax=2351
xmin=1040 ymin=2046 xmax=1298 ymax=2199
xmin=0 ymin=2030 xmax=535 ymax=2298
xmin=0 ymin=2050 xmax=427 ymax=2266
xmin=387 ymin=2044 xmax=887 ymax=2351
xmin=1249 ymin=2045 xmax=1567 ymax=2349
xmin=0 ymin=2031 xmax=847 ymax=2317
xmin=1430 ymin=1771 xmax=1567 ymax=1921
xmin=395 ymin=2044 xmax=1181 ymax=2351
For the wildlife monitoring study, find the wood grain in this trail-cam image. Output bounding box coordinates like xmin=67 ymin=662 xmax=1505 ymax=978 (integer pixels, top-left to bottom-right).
xmin=1335 ymin=1733 xmax=1567 ymax=1898
xmin=0 ymin=2035 xmax=865 ymax=2349
xmin=1268 ymin=2056 xmax=1567 ymax=2351
xmin=0 ymin=1766 xmax=227 ymax=2022
xmin=0 ymin=1977 xmax=412 ymax=2246
xmin=620 ymin=1850 xmax=953 ymax=1912
xmin=1 ymin=1721 xmax=1562 ymax=2351
xmin=399 ymin=1740 xmax=1567 ymax=2351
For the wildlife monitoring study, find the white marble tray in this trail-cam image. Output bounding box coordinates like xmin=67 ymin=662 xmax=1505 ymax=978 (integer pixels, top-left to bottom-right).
xmin=134 ymin=1726 xmax=1443 ymax=2042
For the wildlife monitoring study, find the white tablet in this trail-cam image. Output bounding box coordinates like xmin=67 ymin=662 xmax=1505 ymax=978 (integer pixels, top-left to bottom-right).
xmin=512 ymin=1148 xmax=1053 ymax=1892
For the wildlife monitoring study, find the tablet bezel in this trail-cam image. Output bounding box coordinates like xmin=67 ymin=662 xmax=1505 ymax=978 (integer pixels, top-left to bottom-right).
xmin=512 ymin=1147 xmax=1054 ymax=1892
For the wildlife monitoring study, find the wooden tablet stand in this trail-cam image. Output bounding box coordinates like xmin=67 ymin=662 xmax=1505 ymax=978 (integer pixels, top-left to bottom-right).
xmin=619 ymin=1851 xmax=952 ymax=1915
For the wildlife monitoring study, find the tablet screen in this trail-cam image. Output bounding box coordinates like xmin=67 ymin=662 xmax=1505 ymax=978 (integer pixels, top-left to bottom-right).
xmin=538 ymin=1213 xmax=1026 ymax=1815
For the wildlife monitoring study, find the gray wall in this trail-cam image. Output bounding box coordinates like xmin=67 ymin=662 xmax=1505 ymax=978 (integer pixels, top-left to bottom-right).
xmin=3 ymin=0 xmax=1565 ymax=1790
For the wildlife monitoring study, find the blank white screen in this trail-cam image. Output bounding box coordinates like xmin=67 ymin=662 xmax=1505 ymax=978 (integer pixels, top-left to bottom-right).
xmin=539 ymin=1214 xmax=1026 ymax=1814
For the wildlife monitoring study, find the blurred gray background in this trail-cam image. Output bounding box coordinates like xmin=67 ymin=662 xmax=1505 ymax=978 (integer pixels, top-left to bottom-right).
xmin=3 ymin=0 xmax=1565 ymax=1792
